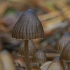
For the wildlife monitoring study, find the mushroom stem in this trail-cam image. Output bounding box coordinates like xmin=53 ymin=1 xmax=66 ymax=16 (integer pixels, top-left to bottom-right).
xmin=24 ymin=40 xmax=31 ymax=70
xmin=67 ymin=63 xmax=70 ymax=70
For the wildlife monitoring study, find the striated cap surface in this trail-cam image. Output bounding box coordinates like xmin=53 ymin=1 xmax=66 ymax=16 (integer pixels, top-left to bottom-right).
xmin=18 ymin=40 xmax=37 ymax=58
xmin=60 ymin=41 xmax=70 ymax=62
xmin=12 ymin=9 xmax=44 ymax=39
xmin=32 ymin=50 xmax=47 ymax=63
xmin=54 ymin=32 xmax=70 ymax=52
xmin=47 ymin=56 xmax=64 ymax=70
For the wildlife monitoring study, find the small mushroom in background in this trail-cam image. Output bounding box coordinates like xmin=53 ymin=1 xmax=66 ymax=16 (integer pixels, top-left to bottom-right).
xmin=40 ymin=61 xmax=52 ymax=70
xmin=12 ymin=9 xmax=44 ymax=70
xmin=18 ymin=40 xmax=37 ymax=62
xmin=18 ymin=40 xmax=37 ymax=57
xmin=54 ymin=32 xmax=70 ymax=53
xmin=60 ymin=41 xmax=70 ymax=70
xmin=0 ymin=50 xmax=16 ymax=70
xmin=47 ymin=56 xmax=65 ymax=70
xmin=32 ymin=50 xmax=47 ymax=67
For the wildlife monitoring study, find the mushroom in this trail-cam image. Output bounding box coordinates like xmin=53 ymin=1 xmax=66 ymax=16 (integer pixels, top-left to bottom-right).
xmin=12 ymin=9 xmax=44 ymax=70
xmin=32 ymin=50 xmax=47 ymax=67
xmin=0 ymin=50 xmax=16 ymax=70
xmin=18 ymin=40 xmax=37 ymax=58
xmin=40 ymin=61 xmax=52 ymax=70
xmin=47 ymin=56 xmax=65 ymax=70
xmin=60 ymin=41 xmax=70 ymax=70
xmin=54 ymin=32 xmax=70 ymax=53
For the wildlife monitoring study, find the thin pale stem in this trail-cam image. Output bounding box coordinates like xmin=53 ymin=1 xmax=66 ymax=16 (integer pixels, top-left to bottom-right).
xmin=24 ymin=40 xmax=31 ymax=70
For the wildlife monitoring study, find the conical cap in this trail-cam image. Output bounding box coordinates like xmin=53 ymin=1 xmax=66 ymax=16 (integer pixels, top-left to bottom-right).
xmin=18 ymin=40 xmax=37 ymax=58
xmin=47 ymin=56 xmax=64 ymax=70
xmin=40 ymin=61 xmax=52 ymax=70
xmin=60 ymin=41 xmax=70 ymax=62
xmin=32 ymin=50 xmax=47 ymax=63
xmin=12 ymin=9 xmax=44 ymax=39
xmin=54 ymin=32 xmax=70 ymax=52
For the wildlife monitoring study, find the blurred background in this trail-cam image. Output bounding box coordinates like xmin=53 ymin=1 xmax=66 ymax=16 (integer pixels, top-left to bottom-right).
xmin=0 ymin=0 xmax=70 ymax=70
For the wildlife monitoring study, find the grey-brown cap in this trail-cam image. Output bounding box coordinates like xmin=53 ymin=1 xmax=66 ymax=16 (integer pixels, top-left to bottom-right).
xmin=12 ymin=9 xmax=44 ymax=39
xmin=60 ymin=41 xmax=70 ymax=62
xmin=47 ymin=56 xmax=65 ymax=70
xmin=32 ymin=50 xmax=47 ymax=63
xmin=40 ymin=61 xmax=52 ymax=70
xmin=54 ymin=32 xmax=70 ymax=52
xmin=18 ymin=40 xmax=37 ymax=58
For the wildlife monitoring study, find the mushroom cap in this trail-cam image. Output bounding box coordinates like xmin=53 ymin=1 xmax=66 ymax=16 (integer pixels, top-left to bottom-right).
xmin=54 ymin=32 xmax=70 ymax=52
xmin=18 ymin=40 xmax=37 ymax=58
xmin=32 ymin=50 xmax=47 ymax=63
xmin=60 ymin=41 xmax=70 ymax=62
xmin=12 ymin=9 xmax=44 ymax=39
xmin=40 ymin=61 xmax=52 ymax=70
xmin=47 ymin=56 xmax=64 ymax=70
